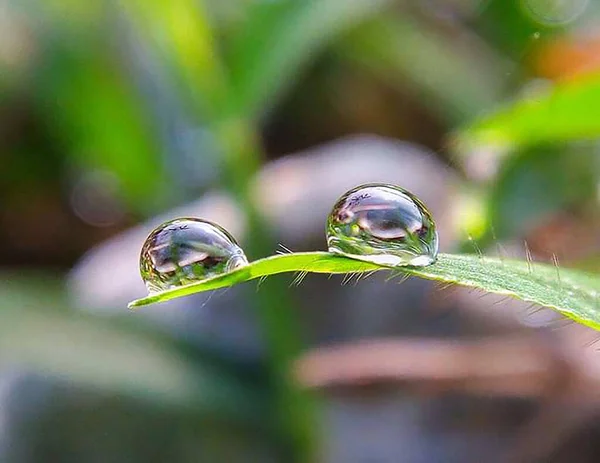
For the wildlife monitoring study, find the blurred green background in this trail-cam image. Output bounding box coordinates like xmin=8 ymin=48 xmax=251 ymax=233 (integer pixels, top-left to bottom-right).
xmin=3 ymin=0 xmax=600 ymax=462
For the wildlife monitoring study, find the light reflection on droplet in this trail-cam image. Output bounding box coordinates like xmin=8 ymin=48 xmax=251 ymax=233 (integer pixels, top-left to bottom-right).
xmin=140 ymin=218 xmax=248 ymax=293
xmin=326 ymin=183 xmax=439 ymax=267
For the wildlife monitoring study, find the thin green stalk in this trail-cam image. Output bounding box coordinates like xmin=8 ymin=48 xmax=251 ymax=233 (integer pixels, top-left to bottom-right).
xmin=213 ymin=118 xmax=316 ymax=462
xmin=121 ymin=1 xmax=317 ymax=457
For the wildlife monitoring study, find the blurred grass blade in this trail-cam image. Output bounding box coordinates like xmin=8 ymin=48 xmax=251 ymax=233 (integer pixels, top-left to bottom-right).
xmin=462 ymin=72 xmax=600 ymax=146
xmin=340 ymin=17 xmax=507 ymax=123
xmin=130 ymin=252 xmax=600 ymax=331
xmin=0 ymin=276 xmax=262 ymax=421
xmin=226 ymin=0 xmax=392 ymax=118
xmin=0 ymin=310 xmax=251 ymax=416
xmin=36 ymin=48 xmax=167 ymax=209
xmin=120 ymin=0 xmax=229 ymax=118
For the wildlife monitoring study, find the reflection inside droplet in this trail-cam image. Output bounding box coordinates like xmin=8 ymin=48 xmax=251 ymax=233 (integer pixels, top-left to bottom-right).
xmin=326 ymin=183 xmax=439 ymax=267
xmin=140 ymin=218 xmax=248 ymax=293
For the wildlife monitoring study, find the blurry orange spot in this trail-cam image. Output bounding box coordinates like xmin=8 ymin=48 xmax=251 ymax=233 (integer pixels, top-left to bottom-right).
xmin=535 ymin=35 xmax=600 ymax=81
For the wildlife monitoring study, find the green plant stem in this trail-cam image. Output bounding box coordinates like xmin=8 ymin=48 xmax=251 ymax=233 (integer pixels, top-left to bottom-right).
xmin=120 ymin=2 xmax=316 ymax=459
xmin=213 ymin=118 xmax=316 ymax=462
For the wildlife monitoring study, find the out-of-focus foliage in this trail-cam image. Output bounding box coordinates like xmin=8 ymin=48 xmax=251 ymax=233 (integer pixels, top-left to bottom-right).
xmin=1 ymin=276 xmax=267 ymax=420
xmin=462 ymin=73 xmax=600 ymax=146
xmin=222 ymin=0 xmax=393 ymax=118
xmin=339 ymin=16 xmax=508 ymax=123
xmin=483 ymin=144 xmax=599 ymax=241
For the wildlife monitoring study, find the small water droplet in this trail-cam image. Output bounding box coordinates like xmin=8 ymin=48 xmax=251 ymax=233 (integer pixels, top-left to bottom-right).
xmin=326 ymin=184 xmax=439 ymax=267
xmin=522 ymin=0 xmax=588 ymax=26
xmin=140 ymin=218 xmax=248 ymax=293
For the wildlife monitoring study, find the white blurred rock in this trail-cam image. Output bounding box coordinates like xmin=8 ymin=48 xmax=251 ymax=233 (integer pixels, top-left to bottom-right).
xmin=252 ymin=134 xmax=456 ymax=249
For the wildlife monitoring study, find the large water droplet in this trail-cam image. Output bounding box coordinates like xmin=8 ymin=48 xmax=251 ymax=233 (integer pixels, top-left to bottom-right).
xmin=140 ymin=218 xmax=248 ymax=293
xmin=327 ymin=184 xmax=439 ymax=267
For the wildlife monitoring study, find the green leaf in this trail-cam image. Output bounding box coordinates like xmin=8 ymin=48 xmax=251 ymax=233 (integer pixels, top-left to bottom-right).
xmin=462 ymin=72 xmax=600 ymax=146
xmin=129 ymin=252 xmax=600 ymax=331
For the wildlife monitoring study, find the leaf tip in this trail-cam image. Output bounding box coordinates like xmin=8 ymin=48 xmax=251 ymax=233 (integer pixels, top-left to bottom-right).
xmin=127 ymin=299 xmax=144 ymax=310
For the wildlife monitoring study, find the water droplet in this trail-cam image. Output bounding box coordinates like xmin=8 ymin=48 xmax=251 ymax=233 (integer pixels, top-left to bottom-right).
xmin=522 ymin=0 xmax=588 ymax=26
xmin=140 ymin=218 xmax=248 ymax=293
xmin=326 ymin=184 xmax=439 ymax=267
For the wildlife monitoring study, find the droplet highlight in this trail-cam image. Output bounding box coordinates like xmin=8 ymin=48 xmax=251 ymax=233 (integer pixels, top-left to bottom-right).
xmin=326 ymin=184 xmax=439 ymax=267
xmin=140 ymin=218 xmax=248 ymax=293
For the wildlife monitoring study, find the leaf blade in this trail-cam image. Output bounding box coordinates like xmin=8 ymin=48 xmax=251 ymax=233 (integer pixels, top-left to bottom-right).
xmin=129 ymin=252 xmax=600 ymax=331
